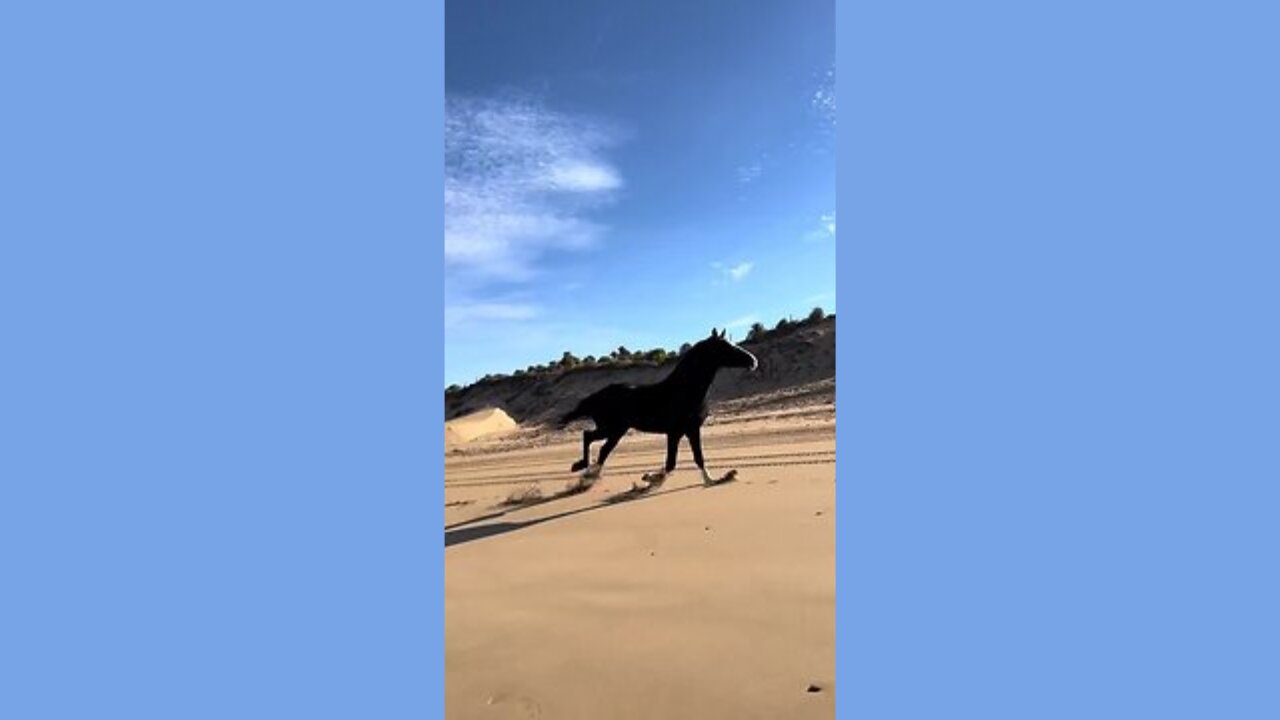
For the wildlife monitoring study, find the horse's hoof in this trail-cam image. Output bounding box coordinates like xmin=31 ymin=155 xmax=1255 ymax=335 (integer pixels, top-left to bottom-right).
xmin=703 ymin=469 xmax=737 ymax=486
xmin=570 ymin=460 xmax=588 ymax=473
xmin=582 ymin=464 xmax=602 ymax=480
xmin=714 ymin=470 xmax=738 ymax=485
xmin=641 ymin=471 xmax=667 ymax=484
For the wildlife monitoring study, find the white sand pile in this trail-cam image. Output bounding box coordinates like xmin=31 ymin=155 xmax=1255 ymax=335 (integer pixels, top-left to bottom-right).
xmin=445 ymin=407 xmax=518 ymax=447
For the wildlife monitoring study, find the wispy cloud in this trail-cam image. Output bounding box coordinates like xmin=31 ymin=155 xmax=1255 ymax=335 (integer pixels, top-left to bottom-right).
xmin=545 ymin=162 xmax=622 ymax=192
xmin=812 ymin=67 xmax=836 ymax=126
xmin=725 ymin=313 xmax=759 ymax=330
xmin=804 ymin=212 xmax=836 ymax=242
xmin=445 ymin=301 xmax=540 ymax=328
xmin=728 ymin=262 xmax=754 ymax=281
xmin=445 ymin=95 xmax=623 ymax=283
xmin=736 ymin=161 xmax=762 ymax=185
xmin=444 ymin=95 xmax=637 ymax=382
xmin=712 ymin=260 xmax=755 ymax=283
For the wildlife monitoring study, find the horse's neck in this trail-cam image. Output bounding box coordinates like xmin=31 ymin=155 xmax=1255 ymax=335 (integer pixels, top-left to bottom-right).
xmin=662 ymin=354 xmax=718 ymax=398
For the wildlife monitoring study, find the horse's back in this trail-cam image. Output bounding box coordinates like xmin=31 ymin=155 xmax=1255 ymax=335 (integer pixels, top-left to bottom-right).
xmin=579 ymin=382 xmax=633 ymax=414
xmin=588 ymin=382 xmax=633 ymax=400
xmin=574 ymin=378 xmax=709 ymax=435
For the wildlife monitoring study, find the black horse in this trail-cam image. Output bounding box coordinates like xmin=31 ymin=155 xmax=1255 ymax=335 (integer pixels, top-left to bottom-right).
xmin=557 ymin=328 xmax=758 ymax=486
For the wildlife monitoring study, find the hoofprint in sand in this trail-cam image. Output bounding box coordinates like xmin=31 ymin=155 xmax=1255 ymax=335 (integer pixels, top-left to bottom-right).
xmin=445 ymin=408 xmax=834 ymax=720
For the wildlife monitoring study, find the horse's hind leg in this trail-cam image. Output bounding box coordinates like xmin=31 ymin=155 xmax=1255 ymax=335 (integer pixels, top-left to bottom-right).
xmin=571 ymin=428 xmax=604 ymax=472
xmin=584 ymin=433 xmax=622 ymax=479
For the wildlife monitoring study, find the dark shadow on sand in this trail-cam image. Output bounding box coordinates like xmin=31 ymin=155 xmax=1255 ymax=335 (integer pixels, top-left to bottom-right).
xmin=444 ymin=480 xmax=731 ymax=547
xmin=444 ymin=479 xmax=598 ymax=533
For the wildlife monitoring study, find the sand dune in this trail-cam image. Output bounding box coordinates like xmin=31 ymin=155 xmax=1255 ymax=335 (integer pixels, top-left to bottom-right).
xmin=446 ymin=407 xmax=518 ymax=448
xmin=445 ymin=409 xmax=835 ymax=719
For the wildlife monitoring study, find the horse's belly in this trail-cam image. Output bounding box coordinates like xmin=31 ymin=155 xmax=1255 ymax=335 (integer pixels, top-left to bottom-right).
xmin=631 ymin=408 xmax=702 ymax=435
xmin=630 ymin=417 xmax=670 ymax=434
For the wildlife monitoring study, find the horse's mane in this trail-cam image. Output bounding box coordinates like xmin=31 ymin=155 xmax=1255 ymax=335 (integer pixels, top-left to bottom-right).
xmin=660 ymin=338 xmax=718 ymax=386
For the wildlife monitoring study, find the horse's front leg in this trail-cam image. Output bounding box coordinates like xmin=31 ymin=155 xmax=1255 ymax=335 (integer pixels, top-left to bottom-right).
xmin=688 ymin=426 xmax=735 ymax=485
xmin=643 ymin=433 xmax=681 ymax=486
xmin=688 ymin=426 xmax=712 ymax=484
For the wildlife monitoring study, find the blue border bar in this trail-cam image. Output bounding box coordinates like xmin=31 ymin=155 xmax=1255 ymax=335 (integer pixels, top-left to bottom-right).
xmin=3 ymin=2 xmax=443 ymax=718
xmin=838 ymin=1 xmax=1280 ymax=717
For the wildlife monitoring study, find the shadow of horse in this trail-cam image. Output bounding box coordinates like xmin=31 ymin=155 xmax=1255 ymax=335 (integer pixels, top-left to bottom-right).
xmin=444 ymin=481 xmax=724 ymax=547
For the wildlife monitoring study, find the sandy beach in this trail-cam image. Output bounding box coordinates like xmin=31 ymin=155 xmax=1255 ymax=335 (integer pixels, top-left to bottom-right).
xmin=445 ymin=406 xmax=835 ymax=719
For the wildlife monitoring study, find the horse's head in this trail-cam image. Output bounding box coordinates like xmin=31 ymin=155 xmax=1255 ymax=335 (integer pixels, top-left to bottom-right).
xmin=694 ymin=328 xmax=758 ymax=371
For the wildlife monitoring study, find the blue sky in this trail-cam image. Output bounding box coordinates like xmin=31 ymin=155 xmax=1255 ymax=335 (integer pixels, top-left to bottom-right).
xmin=445 ymin=0 xmax=834 ymax=386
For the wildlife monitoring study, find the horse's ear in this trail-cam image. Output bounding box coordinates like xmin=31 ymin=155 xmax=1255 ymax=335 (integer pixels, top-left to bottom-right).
xmin=710 ymin=327 xmax=718 ymax=338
